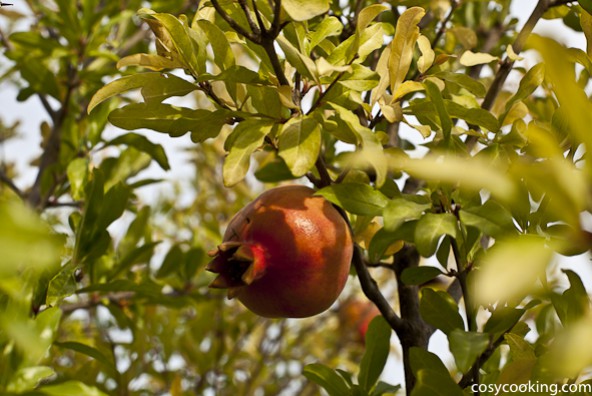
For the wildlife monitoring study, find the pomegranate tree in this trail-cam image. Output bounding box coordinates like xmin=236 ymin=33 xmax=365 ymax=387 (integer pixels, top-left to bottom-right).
xmin=207 ymin=185 xmax=353 ymax=318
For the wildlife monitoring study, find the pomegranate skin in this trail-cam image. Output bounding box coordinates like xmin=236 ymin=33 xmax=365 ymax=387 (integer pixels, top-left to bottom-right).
xmin=208 ymin=185 xmax=353 ymax=318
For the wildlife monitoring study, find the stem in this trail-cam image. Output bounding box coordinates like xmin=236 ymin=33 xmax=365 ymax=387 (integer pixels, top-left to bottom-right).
xmin=210 ymin=0 xmax=260 ymax=43
xmin=431 ymin=0 xmax=460 ymax=48
xmin=480 ymin=0 xmax=550 ymax=112
xmin=352 ymin=245 xmax=405 ymax=334
xmin=238 ymin=0 xmax=261 ymax=35
xmin=0 ymin=168 xmax=24 ymax=198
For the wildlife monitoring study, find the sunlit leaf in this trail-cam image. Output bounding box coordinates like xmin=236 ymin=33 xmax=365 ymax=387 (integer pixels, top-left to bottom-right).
xmin=473 ymin=236 xmax=551 ymax=305
xmin=414 ymin=213 xmax=457 ymax=257
xmin=419 ymin=289 xmax=464 ymax=335
xmin=359 ymin=316 xmax=391 ymax=392
xmin=316 ymin=183 xmax=388 ymax=216
xmin=303 ymin=363 xmax=350 ymax=396
xmin=389 ymin=7 xmax=426 ymax=93
xmin=278 ymin=115 xmax=321 ymax=177
xmin=448 ymin=329 xmax=489 ymax=372
xmin=223 ymin=120 xmax=273 ymax=186
xmin=459 ymin=50 xmax=499 ymax=67
xmin=282 ymin=0 xmax=330 ymax=21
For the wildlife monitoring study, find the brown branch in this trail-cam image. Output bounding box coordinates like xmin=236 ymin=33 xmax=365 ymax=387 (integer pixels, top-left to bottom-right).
xmin=238 ymin=0 xmax=261 ymax=36
xmin=352 ymin=244 xmax=405 ymax=334
xmin=480 ymin=0 xmax=550 ymax=112
xmin=431 ymin=0 xmax=460 ymax=48
xmin=210 ymin=0 xmax=260 ymax=43
xmin=466 ymin=0 xmax=552 ymax=150
xmin=28 ymin=65 xmax=76 ymax=209
xmin=0 ymin=168 xmax=23 ymax=198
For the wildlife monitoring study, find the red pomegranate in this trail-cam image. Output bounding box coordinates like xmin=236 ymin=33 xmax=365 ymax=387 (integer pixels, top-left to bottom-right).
xmin=338 ymin=298 xmax=381 ymax=343
xmin=207 ymin=185 xmax=353 ymax=318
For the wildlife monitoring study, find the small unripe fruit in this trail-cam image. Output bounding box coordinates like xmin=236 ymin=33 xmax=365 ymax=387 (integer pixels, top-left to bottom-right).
xmin=207 ymin=185 xmax=353 ymax=318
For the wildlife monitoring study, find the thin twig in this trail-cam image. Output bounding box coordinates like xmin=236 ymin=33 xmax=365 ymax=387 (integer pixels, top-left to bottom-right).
xmin=0 ymin=168 xmax=23 ymax=198
xmin=238 ymin=0 xmax=261 ymax=35
xmin=210 ymin=0 xmax=260 ymax=43
xmin=431 ymin=0 xmax=460 ymax=48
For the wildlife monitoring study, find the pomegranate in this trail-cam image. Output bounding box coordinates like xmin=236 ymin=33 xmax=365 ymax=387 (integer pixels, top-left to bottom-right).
xmin=338 ymin=298 xmax=381 ymax=343
xmin=207 ymin=185 xmax=353 ymax=318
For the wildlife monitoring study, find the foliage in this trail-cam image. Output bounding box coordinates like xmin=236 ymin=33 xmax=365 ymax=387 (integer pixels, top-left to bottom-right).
xmin=1 ymin=0 xmax=592 ymax=395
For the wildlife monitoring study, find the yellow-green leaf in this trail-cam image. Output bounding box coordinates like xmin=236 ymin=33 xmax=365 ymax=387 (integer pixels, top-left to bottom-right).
xmin=459 ymin=50 xmax=499 ymax=67
xmin=389 ymin=7 xmax=426 ymax=94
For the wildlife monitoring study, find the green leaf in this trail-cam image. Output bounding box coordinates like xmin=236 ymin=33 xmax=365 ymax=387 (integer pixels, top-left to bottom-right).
xmin=483 ymin=306 xmax=525 ymax=338
xmin=580 ymin=0 xmax=592 ymax=15
xmin=420 ymin=289 xmax=464 ymax=335
xmin=282 ymin=0 xmax=330 ymax=21
xmin=255 ymin=155 xmax=299 ymax=183
xmin=278 ymin=115 xmax=321 ymax=177
xmin=6 ymin=366 xmax=55 ymax=393
xmin=371 ymin=381 xmax=401 ymax=396
xmin=409 ymin=347 xmax=450 ymax=377
xmin=303 ymin=363 xmax=351 ymax=396
xmin=505 ymin=333 xmax=536 ymax=361
xmin=316 ymin=183 xmax=388 ymax=216
xmin=116 ymin=53 xmax=182 ymax=71
xmin=0 ymin=201 xmax=61 ymax=276
xmin=411 ymin=369 xmax=464 ymax=396
xmin=110 ymin=242 xmax=160 ymax=279
xmin=500 ymin=63 xmax=545 ymax=124
xmin=277 ymin=35 xmax=317 ymax=81
xmin=108 ymin=103 xmax=224 ymax=139
xmin=401 ymin=266 xmax=444 ymax=285
xmin=448 ymin=329 xmax=489 ymax=372
xmin=16 ymin=58 xmax=61 ymax=101
xmin=391 ymin=155 xmax=516 ymax=203
xmin=39 ymin=380 xmax=109 ymax=396
xmin=106 ymin=133 xmax=170 ymax=171
xmin=359 ymin=316 xmax=391 ymax=392
xmin=473 ymin=236 xmax=551 ymax=305
xmin=424 ymin=78 xmax=452 ymax=139
xmin=383 ymin=196 xmax=431 ymax=232
xmin=194 ymin=19 xmax=235 ymax=70
xmin=139 ymin=10 xmax=205 ymax=77
xmin=156 ymin=244 xmax=184 ymax=279
xmin=223 ymin=120 xmax=273 ymax=186
xmin=368 ymin=224 xmax=415 ymax=262
xmin=340 ymin=64 xmax=380 ymax=91
xmin=117 ymin=206 xmax=151 ymax=256
xmin=88 ymin=72 xmax=196 ymax=113
xmin=66 ymin=158 xmax=89 ymax=202
xmin=436 ymin=72 xmax=487 ymax=97
xmin=459 ymin=200 xmax=514 ymax=236
xmin=389 ymin=7 xmax=426 ymax=93
xmin=329 ymin=103 xmax=387 ymax=186
xmin=445 ymin=101 xmax=500 ymax=132
xmin=46 ymin=262 xmax=78 ymax=306
xmin=55 ymin=341 xmax=117 ymax=375
xmin=414 ymin=213 xmax=457 ymax=257
xmin=310 ymin=17 xmax=343 ymax=50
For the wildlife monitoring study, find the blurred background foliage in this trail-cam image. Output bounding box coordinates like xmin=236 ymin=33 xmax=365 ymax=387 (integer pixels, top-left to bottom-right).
xmin=1 ymin=0 xmax=592 ymax=395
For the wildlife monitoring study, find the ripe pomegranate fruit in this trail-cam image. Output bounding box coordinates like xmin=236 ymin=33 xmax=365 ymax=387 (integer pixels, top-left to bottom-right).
xmin=207 ymin=185 xmax=353 ymax=318
xmin=338 ymin=298 xmax=381 ymax=343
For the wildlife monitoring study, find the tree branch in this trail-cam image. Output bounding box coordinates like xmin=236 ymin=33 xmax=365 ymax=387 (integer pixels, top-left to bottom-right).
xmin=210 ymin=0 xmax=260 ymax=43
xmin=0 ymin=168 xmax=23 ymax=198
xmin=352 ymin=244 xmax=406 ymax=334
xmin=480 ymin=0 xmax=550 ymax=112
xmin=238 ymin=0 xmax=261 ymax=36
